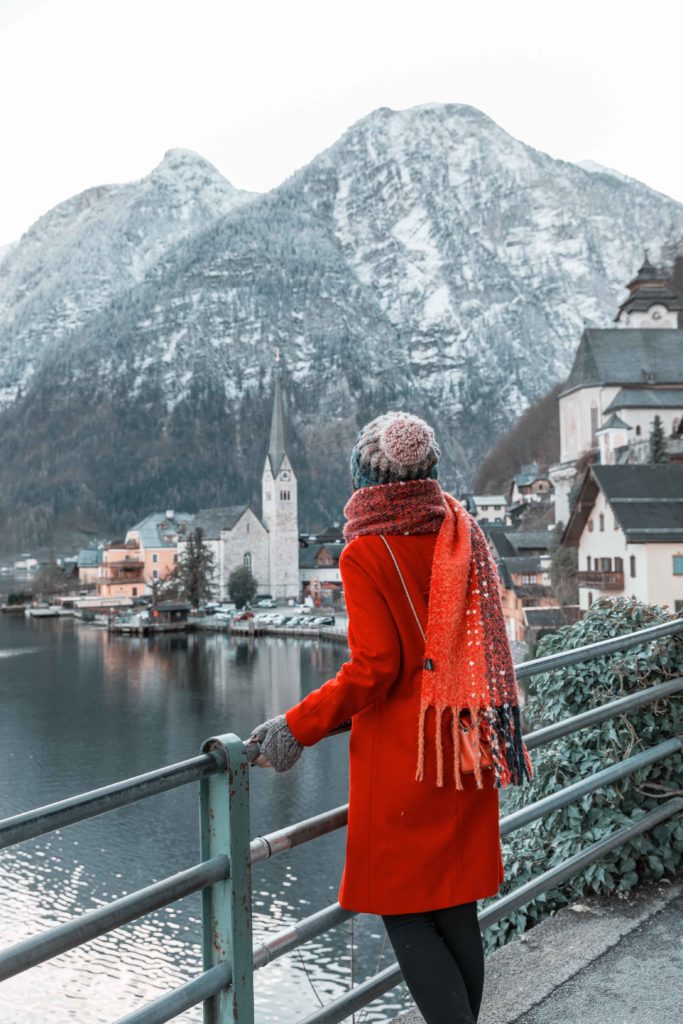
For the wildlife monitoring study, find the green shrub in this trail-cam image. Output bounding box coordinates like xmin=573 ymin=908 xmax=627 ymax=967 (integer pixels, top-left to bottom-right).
xmin=483 ymin=596 xmax=683 ymax=951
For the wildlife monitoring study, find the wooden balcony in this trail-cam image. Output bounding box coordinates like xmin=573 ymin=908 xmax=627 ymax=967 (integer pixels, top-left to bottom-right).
xmin=576 ymin=570 xmax=624 ymax=591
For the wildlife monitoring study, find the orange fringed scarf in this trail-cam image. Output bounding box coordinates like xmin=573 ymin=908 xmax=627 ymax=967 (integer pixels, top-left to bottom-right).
xmin=343 ymin=480 xmax=534 ymax=791
xmin=415 ymin=492 xmax=531 ymax=789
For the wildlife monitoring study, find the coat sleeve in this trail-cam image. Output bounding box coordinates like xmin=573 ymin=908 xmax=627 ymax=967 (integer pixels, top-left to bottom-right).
xmin=285 ymin=542 xmax=401 ymax=746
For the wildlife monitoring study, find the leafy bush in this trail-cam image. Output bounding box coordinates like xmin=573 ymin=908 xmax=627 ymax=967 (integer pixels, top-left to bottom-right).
xmin=483 ymin=596 xmax=683 ymax=951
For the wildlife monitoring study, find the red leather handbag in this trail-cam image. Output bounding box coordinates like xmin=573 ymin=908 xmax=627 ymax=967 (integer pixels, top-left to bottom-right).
xmin=380 ymin=535 xmax=495 ymax=775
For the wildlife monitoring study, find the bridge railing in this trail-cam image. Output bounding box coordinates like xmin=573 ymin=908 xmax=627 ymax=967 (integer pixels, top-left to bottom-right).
xmin=0 ymin=618 xmax=681 ymax=1024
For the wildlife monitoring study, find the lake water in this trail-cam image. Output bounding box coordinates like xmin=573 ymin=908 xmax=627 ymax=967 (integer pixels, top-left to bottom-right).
xmin=0 ymin=609 xmax=411 ymax=1023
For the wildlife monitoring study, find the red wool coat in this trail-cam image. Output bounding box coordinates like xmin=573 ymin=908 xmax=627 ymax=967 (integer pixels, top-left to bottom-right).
xmin=285 ymin=532 xmax=504 ymax=915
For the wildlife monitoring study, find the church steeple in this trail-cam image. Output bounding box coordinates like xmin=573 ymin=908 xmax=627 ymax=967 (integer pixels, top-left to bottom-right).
xmin=267 ymin=349 xmax=286 ymax=475
xmin=261 ymin=350 xmax=299 ymax=599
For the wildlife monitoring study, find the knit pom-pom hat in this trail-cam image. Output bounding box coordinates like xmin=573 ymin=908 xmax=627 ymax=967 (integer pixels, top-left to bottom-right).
xmin=349 ymin=411 xmax=440 ymax=489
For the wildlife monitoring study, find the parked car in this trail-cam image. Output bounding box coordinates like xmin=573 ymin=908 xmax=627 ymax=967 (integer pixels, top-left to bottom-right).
xmin=233 ymin=610 xmax=254 ymax=621
xmin=317 ymin=616 xmax=336 ymax=626
xmin=256 ymin=598 xmax=277 ymax=608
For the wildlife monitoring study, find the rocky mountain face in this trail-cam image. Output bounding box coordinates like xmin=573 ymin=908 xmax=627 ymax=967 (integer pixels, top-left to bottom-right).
xmin=1 ymin=104 xmax=682 ymax=553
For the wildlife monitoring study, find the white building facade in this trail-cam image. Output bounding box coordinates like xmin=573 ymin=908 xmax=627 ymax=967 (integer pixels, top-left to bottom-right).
xmin=563 ymin=465 xmax=683 ymax=613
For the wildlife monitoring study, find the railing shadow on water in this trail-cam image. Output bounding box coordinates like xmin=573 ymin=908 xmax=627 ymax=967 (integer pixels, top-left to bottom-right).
xmin=1 ymin=618 xmax=682 ymax=1024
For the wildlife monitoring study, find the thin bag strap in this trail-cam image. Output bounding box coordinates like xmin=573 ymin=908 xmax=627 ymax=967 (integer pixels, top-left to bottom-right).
xmin=379 ymin=535 xmax=426 ymax=643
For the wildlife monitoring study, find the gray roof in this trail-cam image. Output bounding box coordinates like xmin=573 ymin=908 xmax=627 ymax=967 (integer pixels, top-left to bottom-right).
xmin=561 ymin=329 xmax=683 ymax=396
xmin=565 ymin=465 xmax=683 ymax=544
xmin=191 ymin=506 xmax=250 ymax=539
xmin=128 ymin=511 xmax=195 ymax=548
xmin=267 ymin=361 xmax=287 ymax=475
xmin=502 ymin=555 xmax=546 ymax=574
xmin=299 ymin=541 xmax=345 ymax=569
xmin=604 ymin=388 xmax=683 ymax=413
xmin=471 ymin=494 xmax=508 ymax=506
xmin=507 ymin=531 xmax=553 ymax=554
xmin=77 ymin=547 xmax=103 ymax=567
xmin=525 ymin=607 xmax=568 ymax=627
xmin=596 ymin=413 xmax=632 ymax=432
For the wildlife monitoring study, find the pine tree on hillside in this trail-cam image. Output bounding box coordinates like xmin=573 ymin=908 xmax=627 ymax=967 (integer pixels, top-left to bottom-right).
xmin=172 ymin=527 xmax=216 ymax=608
xmin=649 ymin=414 xmax=668 ymax=463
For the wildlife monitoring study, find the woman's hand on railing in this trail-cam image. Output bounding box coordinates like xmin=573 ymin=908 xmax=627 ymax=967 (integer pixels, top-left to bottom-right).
xmin=246 ymin=714 xmax=304 ymax=773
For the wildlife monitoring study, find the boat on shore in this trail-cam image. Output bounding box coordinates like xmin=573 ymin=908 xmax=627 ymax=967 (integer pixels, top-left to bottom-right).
xmin=24 ymin=604 xmax=60 ymax=618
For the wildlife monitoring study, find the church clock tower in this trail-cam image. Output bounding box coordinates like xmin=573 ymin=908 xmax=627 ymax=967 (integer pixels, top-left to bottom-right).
xmin=261 ymin=352 xmax=300 ymax=600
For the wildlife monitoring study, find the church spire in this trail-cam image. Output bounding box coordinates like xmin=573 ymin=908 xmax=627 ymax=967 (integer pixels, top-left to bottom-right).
xmin=268 ymin=348 xmax=286 ymax=475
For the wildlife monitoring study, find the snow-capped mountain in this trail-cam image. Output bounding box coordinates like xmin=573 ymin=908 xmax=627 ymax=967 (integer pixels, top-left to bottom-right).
xmin=1 ymin=104 xmax=682 ymax=551
xmin=0 ymin=149 xmax=255 ymax=405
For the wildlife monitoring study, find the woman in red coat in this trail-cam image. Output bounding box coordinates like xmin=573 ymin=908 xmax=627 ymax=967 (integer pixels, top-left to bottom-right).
xmin=249 ymin=412 xmax=533 ymax=1024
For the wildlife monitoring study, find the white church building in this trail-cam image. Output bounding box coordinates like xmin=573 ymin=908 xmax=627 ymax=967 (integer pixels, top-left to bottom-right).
xmin=180 ymin=357 xmax=300 ymax=602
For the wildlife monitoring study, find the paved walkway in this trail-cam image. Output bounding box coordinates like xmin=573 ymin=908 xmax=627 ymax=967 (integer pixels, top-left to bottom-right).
xmin=390 ymin=873 xmax=682 ymax=1024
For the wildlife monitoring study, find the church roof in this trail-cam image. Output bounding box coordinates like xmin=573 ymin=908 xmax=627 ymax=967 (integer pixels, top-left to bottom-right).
xmin=561 ymin=329 xmax=683 ymax=397
xmin=604 ymin=388 xmax=683 ymax=412
xmin=596 ymin=413 xmax=631 ymax=432
xmin=191 ymin=506 xmax=250 ymax=539
xmin=267 ymin=361 xmax=287 ymax=475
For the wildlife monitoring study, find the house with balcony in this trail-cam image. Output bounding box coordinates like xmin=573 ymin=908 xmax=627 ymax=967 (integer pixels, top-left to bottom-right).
xmin=562 ymin=464 xmax=683 ymax=612
xmin=125 ymin=510 xmax=194 ymax=589
xmin=96 ymin=541 xmax=147 ymax=599
xmin=509 ymin=464 xmax=553 ymax=506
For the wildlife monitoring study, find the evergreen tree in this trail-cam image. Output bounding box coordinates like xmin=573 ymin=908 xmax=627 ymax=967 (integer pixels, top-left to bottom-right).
xmin=228 ymin=566 xmax=258 ymax=609
xmin=172 ymin=527 xmax=216 ymax=608
xmin=649 ymin=414 xmax=668 ymax=463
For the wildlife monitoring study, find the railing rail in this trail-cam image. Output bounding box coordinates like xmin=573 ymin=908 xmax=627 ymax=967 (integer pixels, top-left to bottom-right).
xmin=0 ymin=616 xmax=681 ymax=1023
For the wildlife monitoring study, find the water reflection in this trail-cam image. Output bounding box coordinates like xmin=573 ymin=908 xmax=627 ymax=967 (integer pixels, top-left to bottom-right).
xmin=0 ymin=615 xmax=409 ymax=1023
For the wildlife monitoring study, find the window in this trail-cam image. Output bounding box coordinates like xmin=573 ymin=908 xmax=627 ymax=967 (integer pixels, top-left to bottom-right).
xmin=599 ymin=514 xmax=605 ymax=532
xmin=173 ymin=553 xmax=178 ymax=563
xmin=246 ymin=521 xmax=250 ymax=533
xmin=132 ymin=587 xmax=138 ymax=597
xmin=590 ymin=404 xmax=599 ymax=445
xmin=244 ymin=552 xmax=252 ymax=570
xmin=588 ymin=591 xmax=593 ymax=607
xmin=630 ymin=555 xmax=636 ymax=578
xmin=152 ymin=569 xmax=158 ymax=579
xmin=615 ymin=557 xmax=623 ymax=573
xmin=599 ymin=558 xmax=612 ymax=571
xmin=152 ymin=553 xmax=158 ymax=563
xmin=588 ymin=519 xmax=594 ymax=532
xmin=266 ymin=491 xmax=271 ymax=500
xmin=635 ymin=425 xmax=641 ymax=436
xmin=614 ymin=517 xmax=619 ymax=531
xmin=521 ymin=574 xmax=537 ymax=585
xmin=673 ymin=555 xmax=683 ymax=576
xmin=676 ymin=600 xmax=683 ymax=614
xmin=586 ymin=555 xmax=591 ymax=571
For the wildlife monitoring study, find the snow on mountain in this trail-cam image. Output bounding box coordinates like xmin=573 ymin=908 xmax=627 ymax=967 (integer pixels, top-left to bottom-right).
xmin=0 ymin=150 xmax=256 ymax=405
xmin=1 ymin=104 xmax=682 ymax=550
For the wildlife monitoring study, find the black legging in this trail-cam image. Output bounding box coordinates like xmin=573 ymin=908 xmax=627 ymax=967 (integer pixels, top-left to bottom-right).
xmin=381 ymin=900 xmax=484 ymax=1024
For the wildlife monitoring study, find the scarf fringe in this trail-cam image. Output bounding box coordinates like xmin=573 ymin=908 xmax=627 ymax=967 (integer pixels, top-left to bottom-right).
xmin=416 ymin=702 xmax=534 ymax=790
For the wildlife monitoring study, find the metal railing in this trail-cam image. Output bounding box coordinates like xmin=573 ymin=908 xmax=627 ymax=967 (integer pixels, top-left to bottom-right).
xmin=1 ymin=617 xmax=682 ymax=1023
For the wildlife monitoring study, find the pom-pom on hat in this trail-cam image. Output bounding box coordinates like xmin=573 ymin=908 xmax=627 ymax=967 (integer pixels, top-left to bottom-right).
xmin=349 ymin=411 xmax=440 ymax=489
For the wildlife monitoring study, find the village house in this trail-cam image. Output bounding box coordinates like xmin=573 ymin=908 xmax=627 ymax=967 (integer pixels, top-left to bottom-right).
xmin=96 ymin=540 xmax=146 ymax=599
xmin=77 ymin=547 xmax=103 ymax=586
xmin=509 ymin=464 xmax=553 ymax=506
xmin=481 ymin=524 xmax=567 ymax=643
xmin=563 ymin=464 xmax=683 ymax=613
xmin=550 ymin=257 xmax=683 ymax=525
xmin=464 ymin=494 xmax=510 ymax=524
xmin=125 ymin=510 xmax=194 ymax=588
xmin=299 ymin=540 xmax=344 ymax=607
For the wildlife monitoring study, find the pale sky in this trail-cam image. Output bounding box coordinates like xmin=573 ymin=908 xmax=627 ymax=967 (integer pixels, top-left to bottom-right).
xmin=1 ymin=0 xmax=682 ymax=245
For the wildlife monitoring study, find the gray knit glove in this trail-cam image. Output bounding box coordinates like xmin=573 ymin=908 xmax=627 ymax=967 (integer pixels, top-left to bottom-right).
xmin=248 ymin=714 xmax=304 ymax=773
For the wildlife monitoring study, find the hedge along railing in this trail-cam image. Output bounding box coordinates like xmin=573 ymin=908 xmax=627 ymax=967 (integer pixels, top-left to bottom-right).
xmin=0 ymin=618 xmax=681 ymax=1024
